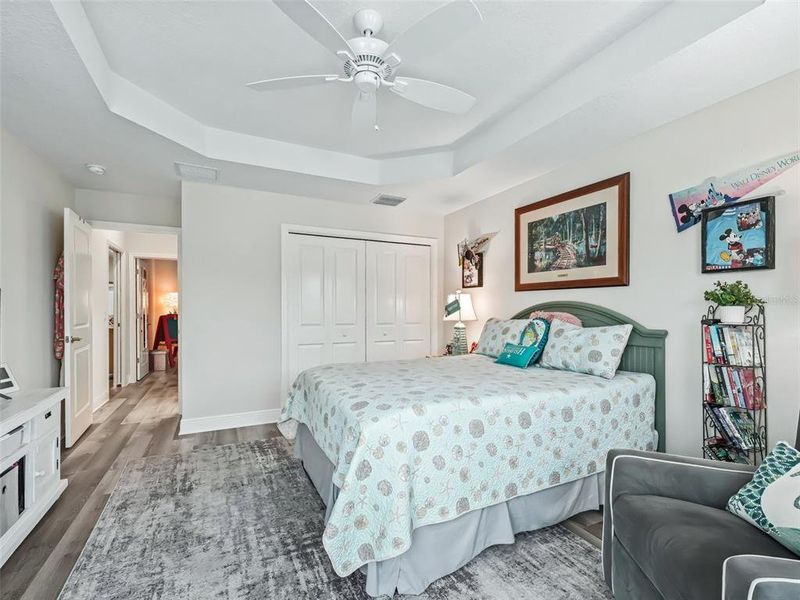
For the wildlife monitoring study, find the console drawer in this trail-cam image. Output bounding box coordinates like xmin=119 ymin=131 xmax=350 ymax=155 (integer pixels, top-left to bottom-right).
xmin=32 ymin=404 xmax=59 ymax=439
xmin=0 ymin=426 xmax=24 ymax=461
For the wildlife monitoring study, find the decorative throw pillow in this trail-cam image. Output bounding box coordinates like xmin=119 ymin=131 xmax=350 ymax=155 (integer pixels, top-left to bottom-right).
xmin=529 ymin=310 xmax=582 ymax=328
xmin=539 ymin=319 xmax=632 ymax=379
xmin=520 ymin=318 xmax=550 ymax=364
xmin=727 ymin=441 xmax=800 ymax=556
xmin=496 ymin=343 xmax=540 ymax=368
xmin=475 ymin=318 xmax=530 ymax=358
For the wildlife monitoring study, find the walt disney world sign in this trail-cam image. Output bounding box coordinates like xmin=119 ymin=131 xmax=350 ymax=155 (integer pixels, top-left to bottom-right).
xmin=669 ymin=149 xmax=799 ymax=232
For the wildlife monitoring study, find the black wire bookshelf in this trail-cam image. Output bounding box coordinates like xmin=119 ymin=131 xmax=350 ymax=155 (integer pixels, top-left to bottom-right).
xmin=701 ymin=304 xmax=767 ymax=465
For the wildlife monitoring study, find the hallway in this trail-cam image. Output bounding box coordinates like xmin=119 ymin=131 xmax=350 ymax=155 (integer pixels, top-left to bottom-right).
xmin=0 ymin=370 xmax=278 ymax=600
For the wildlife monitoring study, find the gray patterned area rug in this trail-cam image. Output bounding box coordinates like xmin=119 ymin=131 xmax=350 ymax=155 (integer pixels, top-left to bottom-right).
xmin=58 ymin=438 xmax=611 ymax=600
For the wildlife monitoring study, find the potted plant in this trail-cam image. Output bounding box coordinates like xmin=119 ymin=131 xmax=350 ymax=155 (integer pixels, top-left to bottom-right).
xmin=703 ymin=280 xmax=763 ymax=324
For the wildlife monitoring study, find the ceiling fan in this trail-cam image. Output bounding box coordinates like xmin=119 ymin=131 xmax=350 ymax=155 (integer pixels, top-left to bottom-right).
xmin=247 ymin=0 xmax=484 ymax=130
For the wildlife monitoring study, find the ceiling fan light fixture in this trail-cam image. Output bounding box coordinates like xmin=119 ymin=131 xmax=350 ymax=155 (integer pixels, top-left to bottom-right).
xmin=354 ymin=71 xmax=380 ymax=93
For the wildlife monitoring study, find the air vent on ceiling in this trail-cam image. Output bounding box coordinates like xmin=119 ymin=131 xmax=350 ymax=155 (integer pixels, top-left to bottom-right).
xmin=175 ymin=162 xmax=218 ymax=183
xmin=371 ymin=193 xmax=406 ymax=207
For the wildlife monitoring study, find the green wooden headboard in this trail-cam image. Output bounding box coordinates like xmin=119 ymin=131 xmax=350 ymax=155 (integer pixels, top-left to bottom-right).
xmin=511 ymin=301 xmax=668 ymax=452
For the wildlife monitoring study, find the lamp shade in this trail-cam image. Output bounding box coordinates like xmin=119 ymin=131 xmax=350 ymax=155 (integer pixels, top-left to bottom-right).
xmin=443 ymin=292 xmax=477 ymax=322
xmin=164 ymin=292 xmax=179 ymax=314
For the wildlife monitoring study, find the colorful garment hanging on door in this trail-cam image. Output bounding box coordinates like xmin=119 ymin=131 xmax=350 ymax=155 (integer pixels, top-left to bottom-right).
xmin=54 ymin=254 xmax=65 ymax=360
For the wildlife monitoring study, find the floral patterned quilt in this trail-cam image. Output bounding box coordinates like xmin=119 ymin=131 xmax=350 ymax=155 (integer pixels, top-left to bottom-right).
xmin=281 ymin=354 xmax=656 ymax=577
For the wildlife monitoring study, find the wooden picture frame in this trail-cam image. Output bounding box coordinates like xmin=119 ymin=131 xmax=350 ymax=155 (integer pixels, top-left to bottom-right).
xmin=701 ymin=196 xmax=775 ymax=273
xmin=515 ymin=173 xmax=630 ymax=291
xmin=462 ymin=252 xmax=483 ymax=288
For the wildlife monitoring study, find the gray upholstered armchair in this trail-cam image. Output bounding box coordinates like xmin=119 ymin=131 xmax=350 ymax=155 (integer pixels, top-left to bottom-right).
xmin=603 ymin=421 xmax=800 ymax=599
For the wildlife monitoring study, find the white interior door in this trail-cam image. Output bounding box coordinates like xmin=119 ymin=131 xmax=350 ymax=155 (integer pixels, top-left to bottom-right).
xmin=135 ymin=259 xmax=150 ymax=380
xmin=366 ymin=242 xmax=431 ymax=361
xmin=63 ymin=208 xmax=93 ymax=447
xmin=285 ymin=234 xmax=366 ymax=398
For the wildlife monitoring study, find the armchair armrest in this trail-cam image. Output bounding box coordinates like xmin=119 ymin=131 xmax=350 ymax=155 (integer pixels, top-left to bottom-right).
xmin=602 ymin=449 xmax=756 ymax=586
xmin=723 ymin=555 xmax=800 ymax=600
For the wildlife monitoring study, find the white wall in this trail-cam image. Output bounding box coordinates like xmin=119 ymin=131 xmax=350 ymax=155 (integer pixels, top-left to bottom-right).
xmin=0 ymin=129 xmax=74 ymax=388
xmin=75 ymin=189 xmax=180 ymax=228
xmin=444 ymin=73 xmax=800 ymax=455
xmin=89 ymin=228 xmax=178 ymax=409
xmin=180 ymin=182 xmax=444 ymax=431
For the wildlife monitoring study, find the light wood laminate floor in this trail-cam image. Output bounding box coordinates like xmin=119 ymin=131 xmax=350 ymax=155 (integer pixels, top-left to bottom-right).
xmin=0 ymin=368 xmax=602 ymax=600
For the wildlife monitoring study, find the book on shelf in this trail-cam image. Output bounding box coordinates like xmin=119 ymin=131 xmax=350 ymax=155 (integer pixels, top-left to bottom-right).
xmin=702 ymin=324 xmax=758 ymax=366
xmin=703 ymin=364 xmax=763 ymax=410
xmin=704 ymin=436 xmax=750 ymax=463
xmin=704 ymin=403 xmax=758 ymax=451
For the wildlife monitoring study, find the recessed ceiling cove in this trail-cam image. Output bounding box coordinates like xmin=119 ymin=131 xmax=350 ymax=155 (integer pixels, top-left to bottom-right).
xmin=8 ymin=0 xmax=796 ymax=202
xmin=80 ymin=0 xmax=660 ymax=157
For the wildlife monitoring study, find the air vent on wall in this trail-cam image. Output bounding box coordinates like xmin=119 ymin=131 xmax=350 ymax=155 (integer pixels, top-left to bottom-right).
xmin=175 ymin=162 xmax=218 ymax=183
xmin=371 ymin=193 xmax=406 ymax=207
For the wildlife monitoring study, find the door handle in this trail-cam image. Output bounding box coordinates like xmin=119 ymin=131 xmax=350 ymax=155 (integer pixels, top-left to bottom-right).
xmin=66 ymin=336 xmax=82 ymax=343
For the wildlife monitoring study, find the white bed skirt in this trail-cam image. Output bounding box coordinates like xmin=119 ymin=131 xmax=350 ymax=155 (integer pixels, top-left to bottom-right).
xmin=295 ymin=423 xmax=604 ymax=597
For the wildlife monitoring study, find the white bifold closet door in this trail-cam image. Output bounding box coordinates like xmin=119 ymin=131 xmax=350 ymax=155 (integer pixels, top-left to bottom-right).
xmin=285 ymin=234 xmax=366 ymax=388
xmin=366 ymin=241 xmax=431 ymax=362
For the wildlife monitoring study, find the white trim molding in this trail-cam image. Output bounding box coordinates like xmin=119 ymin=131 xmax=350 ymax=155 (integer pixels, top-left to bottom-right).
xmin=179 ymin=408 xmax=282 ymax=436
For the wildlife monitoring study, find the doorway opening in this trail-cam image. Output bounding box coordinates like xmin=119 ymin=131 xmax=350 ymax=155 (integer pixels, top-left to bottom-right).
xmin=135 ymin=257 xmax=179 ymax=380
xmin=61 ymin=210 xmax=181 ymax=449
xmin=108 ymin=246 xmax=122 ymax=390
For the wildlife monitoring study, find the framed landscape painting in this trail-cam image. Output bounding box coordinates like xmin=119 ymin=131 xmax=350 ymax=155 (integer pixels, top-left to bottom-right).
xmin=701 ymin=196 xmax=775 ymax=273
xmin=515 ymin=173 xmax=630 ymax=291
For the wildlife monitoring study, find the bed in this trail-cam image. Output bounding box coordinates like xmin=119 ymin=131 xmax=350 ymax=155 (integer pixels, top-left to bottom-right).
xmin=281 ymin=301 xmax=667 ymax=596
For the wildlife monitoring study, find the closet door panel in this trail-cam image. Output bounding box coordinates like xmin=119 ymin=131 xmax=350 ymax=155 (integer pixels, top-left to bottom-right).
xmin=286 ymin=235 xmax=366 ymax=396
xmin=329 ymin=243 xmax=366 ymax=364
xmin=366 ymin=242 xmax=430 ymax=362
xmin=398 ymin=246 xmax=431 ymax=359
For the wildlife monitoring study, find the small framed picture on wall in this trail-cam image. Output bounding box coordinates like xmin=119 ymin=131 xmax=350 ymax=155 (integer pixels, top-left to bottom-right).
xmin=462 ymin=252 xmax=483 ymax=288
xmin=701 ymin=196 xmax=775 ymax=273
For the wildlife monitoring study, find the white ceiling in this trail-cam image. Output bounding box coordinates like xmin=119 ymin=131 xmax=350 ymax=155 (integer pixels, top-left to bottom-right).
xmin=80 ymin=0 xmax=664 ymax=157
xmin=1 ymin=1 xmax=798 ymax=214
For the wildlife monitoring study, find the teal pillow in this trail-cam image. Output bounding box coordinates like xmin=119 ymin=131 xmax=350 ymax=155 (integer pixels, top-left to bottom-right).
xmin=496 ymin=343 xmax=539 ymax=368
xmin=727 ymin=441 xmax=800 ymax=556
xmin=519 ymin=318 xmax=550 ymax=364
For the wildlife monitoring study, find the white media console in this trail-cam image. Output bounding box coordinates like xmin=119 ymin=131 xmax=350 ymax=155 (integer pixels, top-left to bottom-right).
xmin=0 ymin=387 xmax=68 ymax=565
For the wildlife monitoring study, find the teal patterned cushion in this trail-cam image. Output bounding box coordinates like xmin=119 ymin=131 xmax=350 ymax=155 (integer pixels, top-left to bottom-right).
xmin=474 ymin=318 xmax=530 ymax=358
xmin=496 ymin=343 xmax=539 ymax=368
xmin=520 ymin=318 xmax=550 ymax=364
xmin=727 ymin=441 xmax=800 ymax=556
xmin=539 ymin=319 xmax=632 ymax=379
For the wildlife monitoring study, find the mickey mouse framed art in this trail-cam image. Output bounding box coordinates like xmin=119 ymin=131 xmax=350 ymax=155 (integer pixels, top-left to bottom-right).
xmin=701 ymin=196 xmax=775 ymax=273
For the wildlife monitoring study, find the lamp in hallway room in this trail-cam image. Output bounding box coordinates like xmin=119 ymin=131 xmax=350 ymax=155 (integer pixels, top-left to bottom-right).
xmin=443 ymin=291 xmax=476 ymax=355
xmin=164 ymin=292 xmax=179 ymax=314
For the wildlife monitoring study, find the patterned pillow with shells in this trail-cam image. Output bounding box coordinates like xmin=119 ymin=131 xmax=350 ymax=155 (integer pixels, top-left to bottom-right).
xmin=474 ymin=318 xmax=531 ymax=358
xmin=539 ymin=319 xmax=632 ymax=379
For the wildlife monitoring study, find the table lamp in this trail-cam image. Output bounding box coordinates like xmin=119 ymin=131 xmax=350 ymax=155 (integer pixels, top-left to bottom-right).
xmin=443 ymin=290 xmax=477 ymax=355
xmin=164 ymin=292 xmax=179 ymax=314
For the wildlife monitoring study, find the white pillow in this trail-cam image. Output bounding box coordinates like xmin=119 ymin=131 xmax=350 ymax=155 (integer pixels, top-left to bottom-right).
xmin=474 ymin=318 xmax=530 ymax=358
xmin=539 ymin=319 xmax=632 ymax=379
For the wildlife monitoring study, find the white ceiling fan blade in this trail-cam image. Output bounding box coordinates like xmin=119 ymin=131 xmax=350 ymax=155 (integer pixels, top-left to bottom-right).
xmin=246 ymin=74 xmax=340 ymax=92
xmin=351 ymin=92 xmax=377 ymax=130
xmin=274 ymin=0 xmax=357 ymax=60
xmin=384 ymin=1 xmax=482 ymax=66
xmin=391 ymin=77 xmax=476 ymax=114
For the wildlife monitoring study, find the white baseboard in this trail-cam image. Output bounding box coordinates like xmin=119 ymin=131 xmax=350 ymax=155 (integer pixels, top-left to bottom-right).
xmin=92 ymin=390 xmax=110 ymax=412
xmin=179 ymin=408 xmax=282 ymax=436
